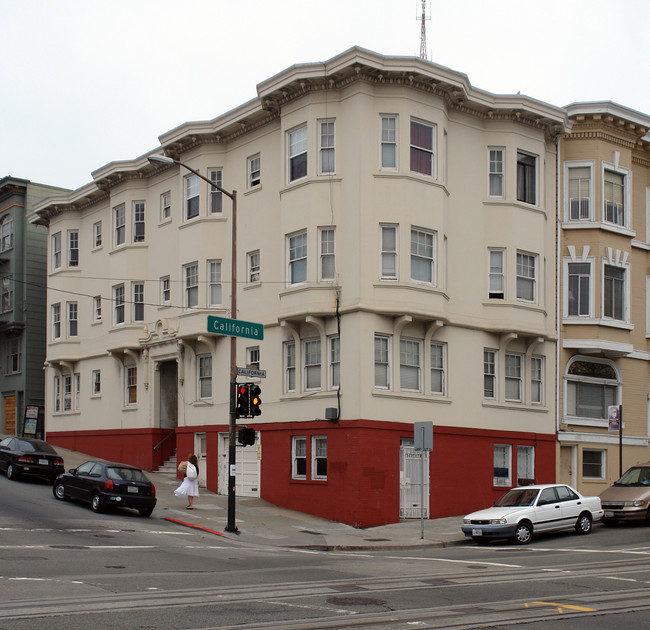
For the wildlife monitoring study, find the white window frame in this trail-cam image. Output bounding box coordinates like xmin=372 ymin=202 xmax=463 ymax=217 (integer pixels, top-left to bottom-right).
xmin=208 ymin=168 xmax=223 ymax=215
xmin=125 ymin=365 xmax=137 ymax=406
xmin=288 ymin=230 xmax=307 ymax=285
xmin=602 ymin=259 xmax=629 ymax=323
xmin=380 ymin=224 xmax=398 ymax=280
xmin=288 ymin=124 xmax=308 ymax=183
xmin=311 ymin=436 xmax=327 ymax=480
xmin=493 ymin=444 xmax=512 ymax=487
xmin=184 ymin=262 xmax=199 ymax=309
xmin=248 ymin=250 xmax=260 ymax=284
xmin=319 ymin=119 xmax=335 ymax=175
xmin=113 ymin=284 xmax=125 ymax=325
xmin=161 ymin=276 xmax=171 ymax=305
xmin=516 ymin=251 xmax=537 ymax=303
xmin=488 ymin=147 xmax=505 ymax=198
xmin=248 ymin=154 xmax=261 ymax=188
xmin=75 ymin=373 xmax=80 ymax=412
xmin=133 ymin=201 xmax=145 ymax=243
xmin=67 ymin=231 xmax=79 ymax=267
xmin=410 ymin=227 xmax=435 ymax=285
xmin=52 ymin=232 xmax=62 ymax=269
xmin=92 ymin=369 xmax=101 ymax=396
xmin=531 ymin=356 xmax=544 ymax=405
xmin=185 ymin=174 xmax=199 ymax=220
xmin=198 ymin=354 xmax=212 ymax=400
xmin=319 ymin=227 xmax=335 ymax=282
xmin=285 ymin=341 xmax=296 ymax=393
xmin=207 ymin=260 xmax=222 ymax=307
xmin=564 ymin=356 xmax=620 ymax=423
xmin=505 ymin=353 xmax=523 ymax=402
xmin=564 ymin=257 xmax=594 ymax=319
xmin=380 ymin=115 xmax=398 ymax=169
xmin=93 ymin=296 xmax=102 ymax=322
xmin=67 ymin=301 xmax=78 ymax=338
xmin=292 ymin=436 xmax=306 ymax=480
xmin=247 ymin=346 xmax=260 ymax=370
xmin=52 ymin=303 xmax=61 ymax=340
xmin=602 ymin=163 xmax=630 ymax=228
xmin=564 ymin=161 xmax=593 ymax=221
xmin=374 ymin=334 xmax=391 ymax=389
xmin=516 ymin=151 xmax=537 ymax=205
xmin=410 ymin=118 xmax=435 ymax=177
xmin=160 ymin=191 xmax=171 ymax=222
xmin=53 ymin=376 xmax=61 ymax=412
xmin=517 ymin=445 xmax=535 ymax=485
xmin=400 ymin=338 xmax=421 ymax=392
xmin=583 ymin=449 xmax=606 ymax=479
xmin=132 ymin=282 xmax=144 ymax=322
xmin=488 ymin=248 xmax=505 ymax=299
xmin=93 ymin=221 xmax=102 ymax=248
xmin=484 ymin=349 xmax=497 ymax=400
xmin=113 ymin=204 xmax=126 ymax=246
xmin=303 ymin=338 xmax=321 ymax=391
xmin=430 ymin=341 xmax=446 ymax=395
xmin=328 ymin=335 xmax=340 ymax=390
xmin=63 ymin=374 xmax=72 ymax=411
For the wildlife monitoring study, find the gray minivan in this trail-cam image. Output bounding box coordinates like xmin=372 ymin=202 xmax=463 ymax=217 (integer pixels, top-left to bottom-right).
xmin=600 ymin=462 xmax=650 ymax=524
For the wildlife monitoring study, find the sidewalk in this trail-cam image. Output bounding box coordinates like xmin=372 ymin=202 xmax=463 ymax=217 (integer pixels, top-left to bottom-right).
xmin=51 ymin=443 xmax=469 ymax=551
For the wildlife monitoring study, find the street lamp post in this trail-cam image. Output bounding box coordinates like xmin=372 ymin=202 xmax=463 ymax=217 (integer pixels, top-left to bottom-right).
xmin=148 ymin=153 xmax=239 ymax=533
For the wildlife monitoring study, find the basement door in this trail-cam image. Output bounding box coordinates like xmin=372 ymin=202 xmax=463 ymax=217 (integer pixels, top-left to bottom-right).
xmin=218 ymin=432 xmax=260 ymax=498
xmin=400 ymin=440 xmax=430 ymax=519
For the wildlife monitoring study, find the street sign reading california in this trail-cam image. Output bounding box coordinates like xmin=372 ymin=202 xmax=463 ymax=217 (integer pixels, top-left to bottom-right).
xmin=207 ymin=315 xmax=264 ymax=340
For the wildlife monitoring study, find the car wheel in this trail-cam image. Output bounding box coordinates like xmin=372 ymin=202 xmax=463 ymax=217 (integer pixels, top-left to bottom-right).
xmin=6 ymin=463 xmax=18 ymax=480
xmin=139 ymin=507 xmax=154 ymax=518
xmin=575 ymin=512 xmax=592 ymax=535
xmin=91 ymin=492 xmax=104 ymax=513
xmin=646 ymin=508 xmax=650 ymax=526
xmin=53 ymin=482 xmax=67 ymax=501
xmin=513 ymin=521 xmax=533 ymax=545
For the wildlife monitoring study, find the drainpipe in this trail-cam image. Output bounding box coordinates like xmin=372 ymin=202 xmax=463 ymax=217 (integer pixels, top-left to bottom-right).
xmin=556 ymin=134 xmax=562 ymax=477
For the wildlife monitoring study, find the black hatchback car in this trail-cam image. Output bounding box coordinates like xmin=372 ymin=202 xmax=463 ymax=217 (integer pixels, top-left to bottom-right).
xmin=0 ymin=436 xmax=64 ymax=482
xmin=53 ymin=460 xmax=157 ymax=517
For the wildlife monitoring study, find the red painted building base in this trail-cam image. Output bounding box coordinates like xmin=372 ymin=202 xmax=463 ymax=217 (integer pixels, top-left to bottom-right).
xmin=47 ymin=420 xmax=556 ymax=528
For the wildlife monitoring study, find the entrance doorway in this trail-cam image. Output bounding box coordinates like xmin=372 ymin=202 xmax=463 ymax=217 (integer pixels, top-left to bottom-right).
xmin=218 ymin=432 xmax=260 ymax=497
xmin=400 ymin=439 xmax=430 ymax=519
xmin=194 ymin=432 xmax=207 ymax=488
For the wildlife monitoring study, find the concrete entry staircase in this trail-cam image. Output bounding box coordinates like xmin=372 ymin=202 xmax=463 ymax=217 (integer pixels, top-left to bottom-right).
xmin=157 ymin=452 xmax=177 ymax=475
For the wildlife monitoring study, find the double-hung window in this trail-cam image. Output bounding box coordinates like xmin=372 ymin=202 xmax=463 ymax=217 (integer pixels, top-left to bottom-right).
xmin=488 ymin=249 xmax=505 ymax=299
xmin=304 ymin=339 xmax=321 ymax=390
xmin=133 ymin=201 xmax=145 ymax=242
xmin=114 ymin=204 xmax=125 ymax=246
xmin=67 ymin=302 xmax=78 ymax=337
xmin=329 ymin=336 xmax=340 ymax=389
xmin=604 ymin=170 xmax=625 ymax=226
xmin=430 ymin=342 xmax=446 ymax=395
xmin=161 ymin=277 xmax=170 ymax=305
xmin=285 ymin=341 xmax=296 ymax=392
xmin=0 ymin=216 xmax=13 ymax=251
xmin=248 ymin=154 xmax=260 ymax=188
xmin=248 ymin=250 xmax=260 ymax=284
xmin=126 ymin=366 xmax=137 ymax=405
xmin=184 ymin=263 xmax=199 ymax=309
xmin=312 ymin=436 xmax=327 ymax=480
xmin=247 ymin=346 xmax=260 ymax=370
xmin=68 ymin=231 xmax=79 ymax=267
xmin=63 ymin=375 xmax=72 ymax=411
xmin=6 ymin=338 xmax=20 ymax=374
xmin=374 ymin=335 xmax=390 ymax=389
xmin=93 ymin=221 xmax=102 ymax=248
xmin=531 ymin=356 xmax=543 ymax=404
xmin=288 ymin=125 xmax=307 ymax=182
xmin=288 ymin=231 xmax=307 ymax=285
xmin=484 ymin=349 xmax=496 ymax=399
xmin=488 ymin=148 xmax=504 ymax=197
xmin=505 ymin=353 xmax=522 ymax=402
xmin=319 ymin=120 xmax=335 ymax=174
xmin=517 ymin=446 xmax=535 ymax=485
xmin=319 ymin=228 xmax=335 ymax=281
xmin=198 ymin=355 xmax=212 ymax=399
xmin=132 ymin=282 xmax=144 ymax=322
xmin=567 ymin=262 xmax=591 ymax=317
xmin=603 ymin=264 xmax=625 ymax=321
xmin=583 ymin=450 xmax=605 ymax=479
xmin=516 ymin=251 xmax=537 ymax=302
xmin=380 ymin=225 xmax=398 ymax=280
xmin=160 ymin=191 xmax=171 ymax=222
xmin=292 ymin=436 xmax=306 ymax=479
xmin=208 ymin=260 xmax=222 ymax=306
xmin=93 ymin=296 xmax=102 ymax=322
xmin=410 ymin=119 xmax=434 ymax=176
xmin=568 ymin=166 xmax=591 ymax=220
xmin=52 ymin=232 xmax=62 ymax=269
xmin=1 ymin=277 xmax=12 ymax=312
xmin=400 ymin=338 xmax=421 ymax=392
xmin=113 ymin=284 xmax=125 ymax=325
xmin=52 ymin=304 xmax=61 ymax=340
xmin=208 ymin=169 xmax=223 ymax=215
xmin=411 ymin=228 xmax=434 ymax=284
xmin=54 ymin=376 xmax=61 ymax=412
xmin=185 ymin=174 xmax=199 ymax=220
xmin=381 ymin=115 xmax=397 ymax=168
xmin=92 ymin=370 xmax=101 ymax=396
xmin=516 ymin=151 xmax=537 ymax=205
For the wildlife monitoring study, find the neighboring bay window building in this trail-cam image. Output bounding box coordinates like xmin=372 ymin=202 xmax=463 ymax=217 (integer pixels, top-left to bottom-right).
xmin=31 ymin=48 xmax=566 ymax=527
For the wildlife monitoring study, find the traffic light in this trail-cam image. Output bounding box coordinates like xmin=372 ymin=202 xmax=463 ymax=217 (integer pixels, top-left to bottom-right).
xmin=238 ymin=426 xmax=255 ymax=446
xmin=236 ymin=384 xmax=248 ymax=419
xmin=250 ymin=385 xmax=262 ymax=417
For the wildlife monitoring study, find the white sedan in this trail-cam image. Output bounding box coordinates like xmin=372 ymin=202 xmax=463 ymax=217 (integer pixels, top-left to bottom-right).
xmin=461 ymin=484 xmax=604 ymax=545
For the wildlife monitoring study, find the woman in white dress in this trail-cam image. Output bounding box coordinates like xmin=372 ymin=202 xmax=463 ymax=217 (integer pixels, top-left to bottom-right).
xmin=174 ymin=454 xmax=199 ymax=509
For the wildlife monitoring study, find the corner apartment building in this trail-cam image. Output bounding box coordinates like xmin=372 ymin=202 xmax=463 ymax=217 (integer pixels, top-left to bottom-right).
xmin=0 ymin=177 xmax=68 ymax=435
xmin=558 ymin=103 xmax=650 ymax=493
xmin=31 ymin=48 xmax=568 ymax=526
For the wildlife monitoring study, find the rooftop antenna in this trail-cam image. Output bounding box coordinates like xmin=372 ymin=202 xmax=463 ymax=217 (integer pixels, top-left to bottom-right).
xmin=417 ymin=0 xmax=431 ymax=60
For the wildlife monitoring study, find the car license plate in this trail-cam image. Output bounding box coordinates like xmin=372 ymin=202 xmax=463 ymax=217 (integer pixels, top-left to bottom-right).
xmin=604 ymin=511 xmax=613 ymax=518
xmin=472 ymin=528 xmax=482 ymax=536
xmin=128 ymin=486 xmax=138 ymax=493
xmin=38 ymin=459 xmax=49 ymax=465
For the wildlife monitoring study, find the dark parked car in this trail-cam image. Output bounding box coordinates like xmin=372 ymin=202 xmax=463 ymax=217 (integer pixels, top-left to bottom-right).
xmin=0 ymin=436 xmax=64 ymax=482
xmin=53 ymin=460 xmax=157 ymax=517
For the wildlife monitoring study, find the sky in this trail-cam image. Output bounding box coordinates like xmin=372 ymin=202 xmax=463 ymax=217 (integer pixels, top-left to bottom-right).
xmin=2 ymin=0 xmax=649 ymax=192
